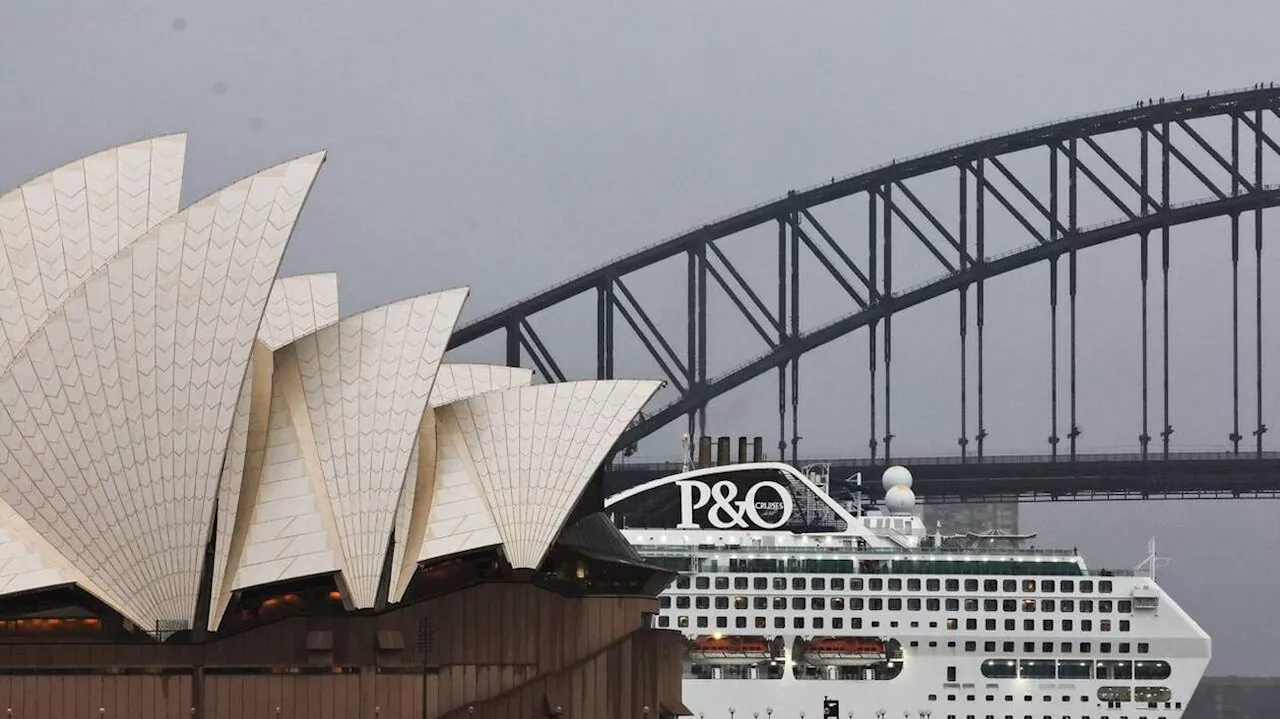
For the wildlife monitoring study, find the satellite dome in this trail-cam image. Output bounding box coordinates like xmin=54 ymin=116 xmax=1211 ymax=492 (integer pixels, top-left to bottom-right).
xmin=882 ymin=465 xmax=913 ymax=491
xmin=885 ymin=485 xmax=916 ymax=515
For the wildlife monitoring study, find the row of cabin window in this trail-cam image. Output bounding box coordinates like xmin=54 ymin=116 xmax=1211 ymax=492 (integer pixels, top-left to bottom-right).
xmin=658 ymin=611 xmax=1132 ymax=638
xmin=931 ymin=711 xmax=1172 ymax=716
xmin=978 ymin=658 xmax=1172 ymax=680
xmin=663 ymin=595 xmax=1132 ymax=614
xmin=675 ymin=575 xmax=1114 ymax=593
xmin=936 ymin=639 xmax=1149 ymax=654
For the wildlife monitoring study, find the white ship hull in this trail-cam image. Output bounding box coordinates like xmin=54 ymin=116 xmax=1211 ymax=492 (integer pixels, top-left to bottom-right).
xmin=681 ymin=654 xmax=1211 ymax=718
xmin=606 ymin=462 xmax=1211 ymax=719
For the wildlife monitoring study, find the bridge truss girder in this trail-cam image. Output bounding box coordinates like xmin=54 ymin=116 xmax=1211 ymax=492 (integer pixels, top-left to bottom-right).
xmin=449 ymin=86 xmax=1280 ymax=464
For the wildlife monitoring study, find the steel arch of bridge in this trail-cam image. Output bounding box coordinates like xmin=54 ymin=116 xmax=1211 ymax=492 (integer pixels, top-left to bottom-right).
xmin=450 ymin=85 xmax=1280 ymax=463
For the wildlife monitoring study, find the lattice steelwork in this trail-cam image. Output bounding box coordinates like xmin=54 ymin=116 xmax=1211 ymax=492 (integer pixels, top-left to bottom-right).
xmin=450 ymin=86 xmax=1280 ymax=479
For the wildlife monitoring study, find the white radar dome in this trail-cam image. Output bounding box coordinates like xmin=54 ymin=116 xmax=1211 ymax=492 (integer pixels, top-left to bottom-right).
xmin=882 ymin=465 xmax=913 ymax=491
xmin=885 ymin=484 xmax=916 ymax=515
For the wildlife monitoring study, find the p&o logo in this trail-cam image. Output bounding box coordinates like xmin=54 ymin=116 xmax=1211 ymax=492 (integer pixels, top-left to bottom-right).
xmin=676 ymin=479 xmax=794 ymax=530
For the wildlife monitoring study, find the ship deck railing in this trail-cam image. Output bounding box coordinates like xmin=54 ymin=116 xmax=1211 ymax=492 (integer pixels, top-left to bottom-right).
xmin=631 ymin=544 xmax=1140 ymax=577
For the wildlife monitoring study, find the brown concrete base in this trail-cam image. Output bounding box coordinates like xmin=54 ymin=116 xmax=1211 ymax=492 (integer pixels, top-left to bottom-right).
xmin=0 ymin=583 xmax=684 ymax=719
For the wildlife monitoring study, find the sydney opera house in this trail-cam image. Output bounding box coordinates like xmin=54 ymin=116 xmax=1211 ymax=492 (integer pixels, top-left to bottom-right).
xmin=0 ymin=135 xmax=683 ymax=718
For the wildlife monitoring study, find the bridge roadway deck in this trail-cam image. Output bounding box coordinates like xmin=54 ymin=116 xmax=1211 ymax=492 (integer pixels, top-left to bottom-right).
xmin=602 ymin=452 xmax=1280 ymax=502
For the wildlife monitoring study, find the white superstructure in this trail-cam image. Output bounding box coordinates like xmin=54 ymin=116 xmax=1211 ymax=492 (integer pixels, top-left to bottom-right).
xmin=607 ymin=463 xmax=1209 ymax=719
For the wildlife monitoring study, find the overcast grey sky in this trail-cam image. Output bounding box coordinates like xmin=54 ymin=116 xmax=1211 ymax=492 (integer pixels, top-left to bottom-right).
xmin=2 ymin=0 xmax=1278 ymax=675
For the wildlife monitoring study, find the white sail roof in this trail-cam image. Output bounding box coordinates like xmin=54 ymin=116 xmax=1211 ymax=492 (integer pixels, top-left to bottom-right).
xmin=387 ymin=363 xmax=534 ymax=602
xmin=288 ymin=288 xmax=468 ymax=607
xmin=208 ymin=275 xmax=342 ymax=629
xmin=0 ymin=151 xmax=324 ymax=631
xmin=440 ymin=380 xmax=661 ymax=569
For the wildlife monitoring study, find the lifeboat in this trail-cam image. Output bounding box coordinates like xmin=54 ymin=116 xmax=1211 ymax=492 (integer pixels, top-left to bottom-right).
xmin=801 ymin=637 xmax=886 ymax=666
xmin=687 ymin=635 xmax=772 ymax=665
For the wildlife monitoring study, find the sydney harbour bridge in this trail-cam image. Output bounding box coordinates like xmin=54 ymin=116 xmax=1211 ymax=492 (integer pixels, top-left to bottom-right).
xmin=449 ymin=85 xmax=1280 ymax=502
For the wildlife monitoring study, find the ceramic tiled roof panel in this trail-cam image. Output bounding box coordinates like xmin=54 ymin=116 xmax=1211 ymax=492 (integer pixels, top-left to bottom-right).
xmin=0 ymin=152 xmax=325 ymax=632
xmin=0 ymin=134 xmax=185 ymax=371
xmin=258 ymin=273 xmax=340 ymax=350
xmin=427 ymin=364 xmax=534 ymax=408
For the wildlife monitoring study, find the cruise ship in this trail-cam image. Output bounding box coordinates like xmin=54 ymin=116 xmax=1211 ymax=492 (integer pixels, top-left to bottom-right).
xmin=605 ymin=460 xmax=1210 ymax=719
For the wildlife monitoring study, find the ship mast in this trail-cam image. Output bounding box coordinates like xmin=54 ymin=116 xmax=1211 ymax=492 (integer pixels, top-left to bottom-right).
xmin=1133 ymin=537 xmax=1171 ymax=581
